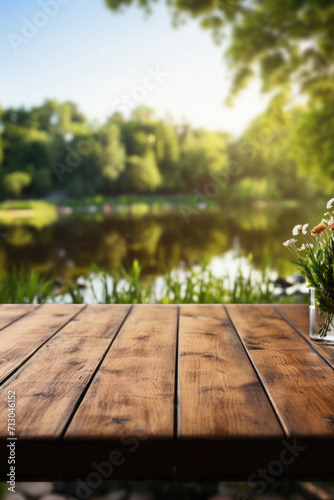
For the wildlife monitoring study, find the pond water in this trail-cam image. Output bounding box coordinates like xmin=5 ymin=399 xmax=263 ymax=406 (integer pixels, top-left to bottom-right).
xmin=0 ymin=202 xmax=324 ymax=283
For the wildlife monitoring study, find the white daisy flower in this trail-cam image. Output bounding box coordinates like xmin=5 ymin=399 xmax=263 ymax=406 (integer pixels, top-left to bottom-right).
xmin=326 ymin=198 xmax=334 ymax=209
xmin=283 ymin=238 xmax=297 ymax=247
xmin=298 ymin=244 xmax=305 ymax=251
xmin=292 ymin=224 xmax=302 ymax=236
xmin=305 ymin=243 xmax=314 ymax=249
xmin=302 ymin=223 xmax=309 ymax=235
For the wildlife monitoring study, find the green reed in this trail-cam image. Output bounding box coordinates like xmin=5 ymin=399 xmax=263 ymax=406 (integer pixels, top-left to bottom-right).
xmin=0 ymin=267 xmax=54 ymax=304
xmin=0 ymin=260 xmax=286 ymax=305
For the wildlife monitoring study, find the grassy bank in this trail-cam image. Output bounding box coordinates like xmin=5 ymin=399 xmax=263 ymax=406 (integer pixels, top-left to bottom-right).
xmin=0 ymin=200 xmax=58 ymax=228
xmin=0 ymin=195 xmax=308 ymax=212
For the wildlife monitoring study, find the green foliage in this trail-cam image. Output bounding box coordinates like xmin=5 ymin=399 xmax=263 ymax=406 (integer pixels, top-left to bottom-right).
xmin=103 ymin=0 xmax=334 ymax=188
xmin=105 ymin=0 xmax=334 ymax=100
xmin=90 ymin=261 xmax=152 ymax=303
xmin=229 ymin=177 xmax=280 ymax=203
xmin=0 ymin=268 xmax=54 ymax=304
xmin=101 ymin=123 xmax=126 ymax=182
xmin=59 ymin=259 xmax=275 ymax=305
xmin=227 ymin=105 xmax=320 ymax=202
xmin=0 ymin=261 xmax=276 ymax=306
xmin=284 ymin=201 xmax=334 ymax=335
xmin=0 ymin=98 xmax=324 ymax=202
xmin=154 ymin=120 xmax=180 ymax=189
xmin=293 ymin=97 xmax=334 ymax=191
xmin=181 ymin=129 xmax=228 ymax=188
xmin=32 ymin=168 xmax=53 ymax=196
xmin=3 ymin=123 xmax=53 ymax=172
xmin=224 ymin=1 xmax=334 ymax=105
xmin=66 ymin=176 xmax=97 ymax=198
xmin=0 ymin=200 xmax=57 ymax=228
xmin=0 ymin=483 xmax=6 ymax=499
xmin=58 ymin=101 xmax=88 ymax=135
xmin=3 ymin=171 xmax=32 ymax=198
xmin=159 ymin=261 xmax=274 ymax=304
xmin=122 ymin=150 xmax=162 ymax=192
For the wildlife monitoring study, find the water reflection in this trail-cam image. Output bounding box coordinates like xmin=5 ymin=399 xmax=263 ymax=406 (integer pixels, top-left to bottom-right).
xmin=0 ymin=204 xmax=323 ymax=281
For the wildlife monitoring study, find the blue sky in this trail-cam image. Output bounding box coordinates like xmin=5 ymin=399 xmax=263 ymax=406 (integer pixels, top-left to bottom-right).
xmin=1 ymin=0 xmax=270 ymax=135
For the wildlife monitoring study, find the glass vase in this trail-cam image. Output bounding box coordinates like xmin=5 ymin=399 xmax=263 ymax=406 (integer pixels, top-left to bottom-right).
xmin=309 ymin=287 xmax=334 ymax=344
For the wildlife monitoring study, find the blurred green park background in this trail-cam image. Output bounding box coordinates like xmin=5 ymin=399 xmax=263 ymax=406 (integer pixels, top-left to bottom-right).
xmin=1 ymin=0 xmax=333 ymax=302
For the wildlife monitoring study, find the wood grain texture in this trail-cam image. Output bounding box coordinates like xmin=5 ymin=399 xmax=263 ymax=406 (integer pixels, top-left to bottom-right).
xmin=64 ymin=305 xmax=178 ymax=479
xmin=276 ymin=303 xmax=334 ymax=369
xmin=0 ymin=304 xmax=83 ymax=384
xmin=178 ymin=305 xmax=282 ymax=438
xmin=227 ymin=304 xmax=334 ymax=479
xmin=0 ymin=304 xmax=332 ymax=481
xmin=0 ymin=304 xmax=130 ymax=480
xmin=0 ymin=304 xmax=38 ymax=331
xmin=227 ymin=304 xmax=334 ymax=437
xmin=177 ymin=304 xmax=284 ymax=479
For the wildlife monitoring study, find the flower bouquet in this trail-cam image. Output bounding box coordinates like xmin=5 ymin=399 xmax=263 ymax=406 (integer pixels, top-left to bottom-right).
xmin=283 ymin=198 xmax=334 ymax=343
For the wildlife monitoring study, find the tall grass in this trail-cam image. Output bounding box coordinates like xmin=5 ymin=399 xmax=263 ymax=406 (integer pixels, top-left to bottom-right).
xmin=0 ymin=268 xmax=54 ymax=304
xmin=0 ymin=260 xmax=295 ymax=305
xmin=58 ymin=260 xmax=277 ymax=304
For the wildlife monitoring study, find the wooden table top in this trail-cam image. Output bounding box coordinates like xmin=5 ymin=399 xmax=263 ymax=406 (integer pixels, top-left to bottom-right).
xmin=0 ymin=303 xmax=333 ymax=482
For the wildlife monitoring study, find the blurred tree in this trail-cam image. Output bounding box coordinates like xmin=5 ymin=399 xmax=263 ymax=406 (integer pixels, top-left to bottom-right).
xmin=154 ymin=121 xmax=180 ymax=189
xmin=131 ymin=106 xmax=156 ymax=125
xmin=227 ymin=105 xmax=320 ymax=201
xmin=3 ymin=107 xmax=35 ymax=128
xmin=66 ymin=176 xmax=97 ymax=198
xmin=58 ymin=101 xmax=88 ymax=135
xmin=61 ymin=133 xmax=103 ymax=196
xmin=104 ymin=0 xmax=334 ymax=180
xmin=100 ymin=123 xmax=126 ymax=182
xmin=3 ymin=124 xmax=53 ymax=172
xmin=3 ymin=171 xmax=32 ymax=198
xmin=32 ymin=168 xmax=53 ymax=197
xmin=121 ymin=107 xmax=156 ymax=157
xmin=105 ymin=1 xmax=334 ymax=103
xmin=293 ymin=97 xmax=334 ymax=191
xmin=180 ymin=129 xmax=228 ymax=188
xmin=30 ymin=100 xmax=60 ymax=134
xmin=228 ymin=177 xmax=280 ymax=204
xmin=122 ymin=150 xmax=162 ymax=191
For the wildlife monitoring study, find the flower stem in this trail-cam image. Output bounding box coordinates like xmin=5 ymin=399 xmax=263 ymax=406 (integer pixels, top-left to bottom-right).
xmin=317 ymin=311 xmax=333 ymax=338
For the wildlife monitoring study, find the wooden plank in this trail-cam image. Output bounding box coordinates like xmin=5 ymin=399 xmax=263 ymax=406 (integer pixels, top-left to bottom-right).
xmin=227 ymin=304 xmax=334 ymax=479
xmin=177 ymin=304 xmax=284 ymax=480
xmin=0 ymin=304 xmax=38 ymax=331
xmin=64 ymin=305 xmax=178 ymax=480
xmin=276 ymin=304 xmax=334 ymax=369
xmin=0 ymin=304 xmax=83 ymax=384
xmin=0 ymin=304 xmax=130 ymax=480
xmin=50 ymin=304 xmax=132 ymax=339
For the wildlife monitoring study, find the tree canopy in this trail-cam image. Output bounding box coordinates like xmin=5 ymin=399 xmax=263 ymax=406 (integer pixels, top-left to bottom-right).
xmin=104 ymin=0 xmax=334 ymax=182
xmin=105 ymin=0 xmax=334 ymax=102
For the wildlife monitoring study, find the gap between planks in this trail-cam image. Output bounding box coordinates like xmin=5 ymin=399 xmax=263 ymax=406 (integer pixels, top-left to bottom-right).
xmin=63 ymin=305 xmax=179 ymax=479
xmin=0 ymin=304 xmax=40 ymax=332
xmin=0 ymin=304 xmax=132 ymax=480
xmin=59 ymin=305 xmax=133 ymax=441
xmin=226 ymin=304 xmax=334 ymax=438
xmin=0 ymin=304 xmax=86 ymax=386
xmin=224 ymin=304 xmax=288 ymax=439
xmin=274 ymin=304 xmax=334 ymax=370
